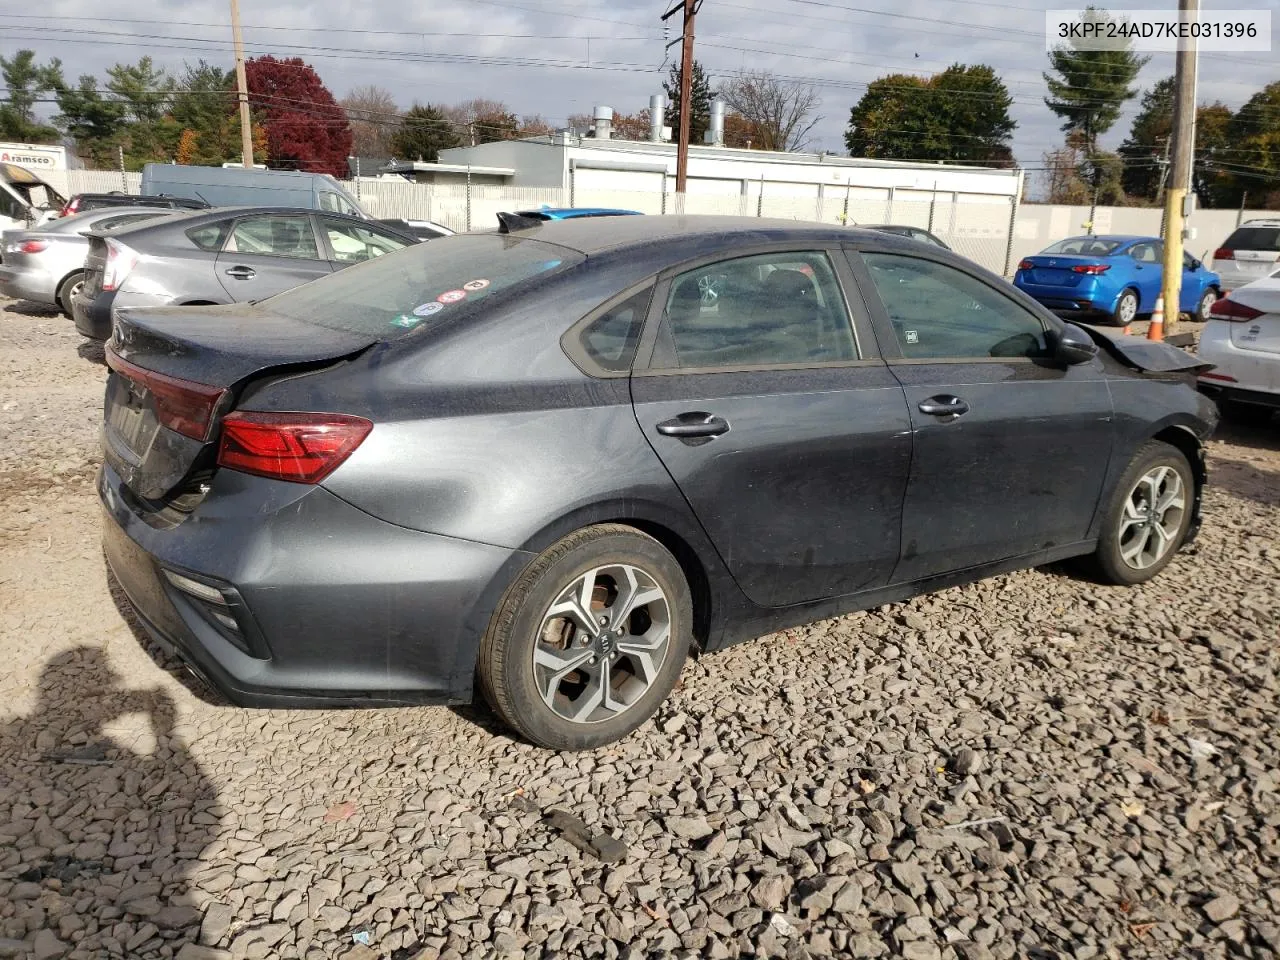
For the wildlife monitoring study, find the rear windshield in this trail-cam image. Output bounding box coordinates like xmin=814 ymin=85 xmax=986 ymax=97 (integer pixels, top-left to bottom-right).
xmin=1040 ymin=237 xmax=1123 ymax=256
xmin=1223 ymin=227 xmax=1280 ymax=252
xmin=261 ymin=233 xmax=584 ymax=336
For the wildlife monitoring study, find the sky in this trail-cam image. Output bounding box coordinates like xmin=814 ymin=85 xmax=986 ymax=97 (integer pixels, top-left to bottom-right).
xmin=5 ymin=0 xmax=1279 ymax=188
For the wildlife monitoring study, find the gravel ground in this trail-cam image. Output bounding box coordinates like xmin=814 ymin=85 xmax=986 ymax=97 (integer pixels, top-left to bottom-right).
xmin=0 ymin=298 xmax=1277 ymax=960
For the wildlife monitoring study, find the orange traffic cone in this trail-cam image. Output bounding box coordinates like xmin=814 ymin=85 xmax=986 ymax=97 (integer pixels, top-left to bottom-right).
xmin=1146 ymin=295 xmax=1164 ymax=341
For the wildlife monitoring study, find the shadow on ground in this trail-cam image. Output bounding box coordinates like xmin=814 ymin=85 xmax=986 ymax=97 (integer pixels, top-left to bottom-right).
xmin=0 ymin=647 xmax=219 ymax=957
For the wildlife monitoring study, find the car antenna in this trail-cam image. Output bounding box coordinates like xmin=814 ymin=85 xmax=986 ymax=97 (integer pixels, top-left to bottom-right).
xmin=497 ymin=211 xmax=543 ymax=234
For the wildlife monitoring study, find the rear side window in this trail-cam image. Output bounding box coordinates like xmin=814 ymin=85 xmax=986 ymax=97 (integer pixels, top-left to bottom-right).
xmin=1041 ymin=237 xmax=1123 ymax=256
xmin=318 ymin=192 xmax=342 ymax=213
xmin=569 ymin=286 xmax=653 ymax=374
xmin=186 ymin=222 xmax=230 ymax=251
xmin=95 ymin=212 xmax=166 ymax=232
xmin=650 ymin=251 xmax=858 ymax=370
xmin=1223 ymin=227 xmax=1280 ymax=251
xmin=261 ymin=233 xmax=585 ymax=336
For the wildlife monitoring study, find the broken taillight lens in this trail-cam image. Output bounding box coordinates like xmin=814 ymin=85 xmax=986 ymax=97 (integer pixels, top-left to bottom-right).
xmin=105 ymin=346 xmax=226 ymax=440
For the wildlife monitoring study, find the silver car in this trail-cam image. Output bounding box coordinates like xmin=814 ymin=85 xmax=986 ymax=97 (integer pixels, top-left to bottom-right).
xmin=1211 ymin=218 xmax=1280 ymax=292
xmin=71 ymin=207 xmax=415 ymax=340
xmin=0 ymin=207 xmax=177 ymax=316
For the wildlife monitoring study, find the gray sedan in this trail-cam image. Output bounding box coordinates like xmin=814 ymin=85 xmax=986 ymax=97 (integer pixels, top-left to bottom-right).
xmin=70 ymin=208 xmax=415 ymax=340
xmin=0 ymin=207 xmax=177 ymax=316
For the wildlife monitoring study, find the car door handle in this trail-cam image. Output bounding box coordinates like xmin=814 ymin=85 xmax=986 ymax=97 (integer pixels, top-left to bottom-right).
xmin=224 ymin=266 xmax=256 ymax=279
xmin=656 ymin=412 xmax=730 ymax=438
xmin=918 ymin=395 xmax=970 ymax=418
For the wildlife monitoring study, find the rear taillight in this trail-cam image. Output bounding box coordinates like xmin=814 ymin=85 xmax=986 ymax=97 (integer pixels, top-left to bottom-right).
xmin=1209 ymin=298 xmax=1264 ymax=322
xmin=18 ymin=240 xmax=48 ymax=254
xmin=102 ymin=238 xmax=139 ymax=292
xmin=217 ymin=412 xmax=373 ymax=484
xmin=1212 ymin=248 xmax=1233 ymax=261
xmin=1017 ymin=259 xmax=1033 ymax=270
xmin=60 ymin=197 xmax=80 ymax=217
xmin=1072 ymin=264 xmax=1110 ymax=274
xmin=105 ymin=346 xmax=226 ymax=440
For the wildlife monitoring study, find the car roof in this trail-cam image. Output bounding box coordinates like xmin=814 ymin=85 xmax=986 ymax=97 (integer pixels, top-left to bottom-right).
xmin=510 ymin=214 xmax=886 ymax=255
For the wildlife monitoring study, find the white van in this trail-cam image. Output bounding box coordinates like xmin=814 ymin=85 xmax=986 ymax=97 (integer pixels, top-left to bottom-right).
xmin=140 ymin=164 xmax=367 ymax=217
xmin=0 ymin=162 xmax=68 ymax=231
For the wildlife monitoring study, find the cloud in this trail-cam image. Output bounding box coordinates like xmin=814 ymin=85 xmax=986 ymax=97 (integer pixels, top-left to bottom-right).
xmin=5 ymin=0 xmax=1267 ymax=165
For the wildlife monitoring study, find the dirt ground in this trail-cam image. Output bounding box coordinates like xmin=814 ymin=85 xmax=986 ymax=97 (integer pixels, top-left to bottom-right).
xmin=0 ymin=299 xmax=1277 ymax=960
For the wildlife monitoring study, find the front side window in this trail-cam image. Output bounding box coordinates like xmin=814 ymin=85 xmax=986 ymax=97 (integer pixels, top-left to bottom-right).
xmin=322 ymin=219 xmax=409 ymax=264
xmin=650 ymin=251 xmax=858 ymax=370
xmin=862 ymin=253 xmax=1050 ymax=360
xmin=225 ymin=215 xmax=320 ymax=260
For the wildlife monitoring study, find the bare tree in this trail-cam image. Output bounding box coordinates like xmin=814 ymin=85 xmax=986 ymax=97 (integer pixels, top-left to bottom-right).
xmin=341 ymin=85 xmax=400 ymax=157
xmin=717 ymin=70 xmax=821 ymax=151
xmin=444 ymin=99 xmax=520 ymax=144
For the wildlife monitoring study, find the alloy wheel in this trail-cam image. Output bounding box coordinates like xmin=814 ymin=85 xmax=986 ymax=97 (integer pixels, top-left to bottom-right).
xmin=1118 ymin=465 xmax=1185 ymax=570
xmin=532 ymin=564 xmax=671 ymax=724
xmin=1117 ymin=293 xmax=1137 ymax=324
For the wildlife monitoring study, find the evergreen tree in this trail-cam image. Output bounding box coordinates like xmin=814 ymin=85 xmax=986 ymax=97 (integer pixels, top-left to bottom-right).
xmin=0 ymin=50 xmax=63 ymax=142
xmin=664 ymin=59 xmax=712 ymax=145
xmin=392 ymin=104 xmax=460 ymax=162
xmin=1044 ymin=7 xmax=1148 ymax=154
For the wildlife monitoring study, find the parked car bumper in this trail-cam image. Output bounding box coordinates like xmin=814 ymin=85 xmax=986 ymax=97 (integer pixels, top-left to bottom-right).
xmin=1013 ymin=277 xmax=1117 ymax=318
xmin=0 ymin=263 xmax=57 ymax=305
xmin=71 ymin=288 xmax=116 ymax=339
xmin=1196 ymin=320 xmax=1280 ymax=405
xmin=99 ymin=461 xmax=528 ymax=707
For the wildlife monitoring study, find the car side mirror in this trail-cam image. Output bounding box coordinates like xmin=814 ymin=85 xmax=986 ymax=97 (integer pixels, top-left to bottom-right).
xmin=1190 ymin=259 xmax=1201 ymax=271
xmin=1054 ymin=323 xmax=1099 ymax=365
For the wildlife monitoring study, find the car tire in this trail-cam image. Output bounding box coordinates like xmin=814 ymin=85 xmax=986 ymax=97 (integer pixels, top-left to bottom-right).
xmin=1218 ymin=398 xmax=1275 ymax=427
xmin=56 ymin=272 xmax=84 ymax=320
xmin=1087 ymin=441 xmax=1195 ymax=586
xmin=1195 ymin=288 xmax=1218 ymax=322
xmin=1111 ymin=289 xmax=1139 ymax=327
xmin=477 ymin=524 xmax=692 ymax=750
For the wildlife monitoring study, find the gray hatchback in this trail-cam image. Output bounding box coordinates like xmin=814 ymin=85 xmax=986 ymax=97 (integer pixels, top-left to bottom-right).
xmin=71 ymin=207 xmax=414 ymax=339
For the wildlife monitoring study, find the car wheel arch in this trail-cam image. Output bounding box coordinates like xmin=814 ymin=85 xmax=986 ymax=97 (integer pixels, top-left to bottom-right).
xmin=1150 ymin=423 xmax=1206 ymax=492
xmin=515 ymin=502 xmax=724 ymax=650
xmin=54 ymin=268 xmax=85 ymax=303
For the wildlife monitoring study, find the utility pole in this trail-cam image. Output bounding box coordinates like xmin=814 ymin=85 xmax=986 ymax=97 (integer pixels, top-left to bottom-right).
xmin=230 ymin=0 xmax=254 ymax=168
xmin=1158 ymin=0 xmax=1198 ymax=339
xmin=662 ymin=0 xmax=698 ymax=194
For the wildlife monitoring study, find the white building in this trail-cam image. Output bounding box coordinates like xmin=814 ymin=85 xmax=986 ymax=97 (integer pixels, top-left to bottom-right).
xmin=424 ymin=133 xmax=1023 ymax=209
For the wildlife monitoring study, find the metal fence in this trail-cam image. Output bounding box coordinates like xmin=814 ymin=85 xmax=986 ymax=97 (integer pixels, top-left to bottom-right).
xmin=58 ymin=169 xmax=1274 ymax=278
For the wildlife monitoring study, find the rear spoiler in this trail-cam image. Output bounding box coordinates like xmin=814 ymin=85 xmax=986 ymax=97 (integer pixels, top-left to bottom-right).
xmin=1078 ymin=324 xmax=1214 ymax=374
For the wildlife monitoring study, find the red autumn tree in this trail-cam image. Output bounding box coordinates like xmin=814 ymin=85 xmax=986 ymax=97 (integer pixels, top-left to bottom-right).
xmin=244 ymin=56 xmax=352 ymax=177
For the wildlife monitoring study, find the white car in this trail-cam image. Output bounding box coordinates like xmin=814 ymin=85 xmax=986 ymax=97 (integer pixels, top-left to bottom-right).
xmin=1210 ymin=219 xmax=1280 ymax=293
xmin=1197 ymin=271 xmax=1280 ymax=425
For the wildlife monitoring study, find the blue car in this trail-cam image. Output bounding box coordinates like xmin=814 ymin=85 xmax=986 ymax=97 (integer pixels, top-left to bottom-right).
xmin=1014 ymin=235 xmax=1221 ymax=326
xmin=514 ymin=207 xmax=643 ymax=221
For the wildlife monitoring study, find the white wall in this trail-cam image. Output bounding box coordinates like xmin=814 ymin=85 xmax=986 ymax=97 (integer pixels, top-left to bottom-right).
xmin=60 ymin=169 xmax=1275 ymax=277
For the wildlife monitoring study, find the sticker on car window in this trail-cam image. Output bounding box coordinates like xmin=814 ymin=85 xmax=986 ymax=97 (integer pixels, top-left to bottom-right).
xmin=413 ymin=301 xmax=444 ymax=317
xmin=904 ymin=329 xmax=920 ymax=344
xmin=437 ymin=289 xmax=467 ymax=304
xmin=391 ymin=315 xmax=421 ymax=328
xmin=462 ymin=278 xmax=490 ymax=292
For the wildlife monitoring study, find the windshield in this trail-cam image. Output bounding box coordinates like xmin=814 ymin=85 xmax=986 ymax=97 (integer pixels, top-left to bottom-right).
xmin=1040 ymin=237 xmax=1124 ymax=256
xmin=262 ymin=233 xmax=585 ymax=336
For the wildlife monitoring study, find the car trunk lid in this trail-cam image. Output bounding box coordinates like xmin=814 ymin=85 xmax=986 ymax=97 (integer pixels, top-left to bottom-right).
xmin=104 ymin=303 xmax=376 ymax=500
xmin=1018 ymin=255 xmax=1101 ymax=286
xmin=1222 ymin=279 xmax=1280 ymax=356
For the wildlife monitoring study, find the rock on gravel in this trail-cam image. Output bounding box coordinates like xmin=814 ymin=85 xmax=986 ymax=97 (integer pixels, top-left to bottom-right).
xmin=0 ymin=299 xmax=1277 ymax=959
